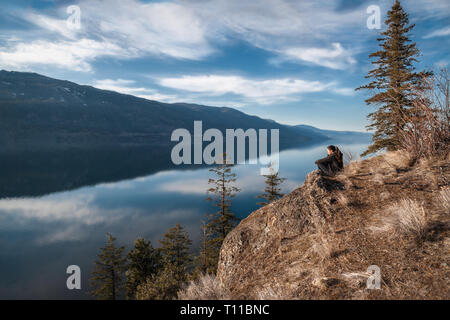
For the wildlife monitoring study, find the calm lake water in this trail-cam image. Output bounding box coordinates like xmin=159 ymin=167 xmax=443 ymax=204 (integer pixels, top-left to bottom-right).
xmin=0 ymin=139 xmax=369 ymax=299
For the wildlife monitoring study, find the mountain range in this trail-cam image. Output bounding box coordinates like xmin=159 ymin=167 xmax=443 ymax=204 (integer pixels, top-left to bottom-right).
xmin=0 ymin=70 xmax=370 ymax=150
xmin=0 ymin=70 xmax=371 ymax=198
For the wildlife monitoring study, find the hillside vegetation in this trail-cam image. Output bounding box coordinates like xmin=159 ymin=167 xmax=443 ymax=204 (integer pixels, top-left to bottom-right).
xmin=180 ymin=151 xmax=449 ymax=299
xmin=215 ymin=151 xmax=449 ymax=299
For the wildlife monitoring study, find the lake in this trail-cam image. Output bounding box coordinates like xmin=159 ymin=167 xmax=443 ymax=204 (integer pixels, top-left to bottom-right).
xmin=0 ymin=139 xmax=370 ymax=299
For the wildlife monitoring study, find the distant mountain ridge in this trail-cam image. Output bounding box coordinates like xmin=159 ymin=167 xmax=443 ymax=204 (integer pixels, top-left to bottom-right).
xmin=0 ymin=70 xmax=370 ymax=150
xmin=0 ymin=70 xmax=371 ymax=198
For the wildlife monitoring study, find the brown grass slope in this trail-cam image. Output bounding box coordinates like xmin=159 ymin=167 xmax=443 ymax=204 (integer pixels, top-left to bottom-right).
xmin=216 ymin=152 xmax=450 ymax=299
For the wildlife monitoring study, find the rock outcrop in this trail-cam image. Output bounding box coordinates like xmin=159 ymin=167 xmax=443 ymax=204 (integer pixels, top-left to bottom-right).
xmin=217 ymin=152 xmax=449 ymax=299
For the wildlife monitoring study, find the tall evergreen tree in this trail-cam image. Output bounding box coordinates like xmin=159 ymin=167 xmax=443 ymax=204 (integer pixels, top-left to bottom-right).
xmin=256 ymin=168 xmax=286 ymax=206
xmin=159 ymin=223 xmax=193 ymax=278
xmin=126 ymin=237 xmax=162 ymax=299
xmin=90 ymin=233 xmax=127 ymax=300
xmin=202 ymin=153 xmax=240 ymax=274
xmin=356 ymin=0 xmax=431 ymax=156
xmin=194 ymin=220 xmax=217 ymax=275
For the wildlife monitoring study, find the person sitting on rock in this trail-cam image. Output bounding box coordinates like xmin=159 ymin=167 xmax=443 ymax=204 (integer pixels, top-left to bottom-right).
xmin=315 ymin=145 xmax=344 ymax=176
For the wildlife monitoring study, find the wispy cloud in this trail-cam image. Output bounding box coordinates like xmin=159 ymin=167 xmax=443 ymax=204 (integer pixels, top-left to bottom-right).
xmin=23 ymin=12 xmax=78 ymax=40
xmin=93 ymin=79 xmax=179 ymax=102
xmin=0 ymin=39 xmax=128 ymax=72
xmin=0 ymin=0 xmax=366 ymax=72
xmin=158 ymin=74 xmax=353 ymax=104
xmin=160 ymin=178 xmax=209 ymax=194
xmin=423 ymin=26 xmax=450 ymax=38
xmin=281 ymin=43 xmax=357 ymax=70
xmin=0 ymin=193 xmax=198 ymax=245
xmin=86 ymin=0 xmax=214 ymax=60
xmin=1 ymin=0 xmax=448 ymax=74
xmin=1 ymin=0 xmax=214 ymax=71
xmin=405 ymin=0 xmax=450 ymax=20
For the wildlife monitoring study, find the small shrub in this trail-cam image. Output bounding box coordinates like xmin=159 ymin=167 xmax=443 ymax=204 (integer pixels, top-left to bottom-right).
xmin=135 ymin=266 xmax=181 ymax=300
xmin=383 ymin=150 xmax=412 ymax=169
xmin=177 ymin=274 xmax=230 ymax=300
xmin=398 ymin=69 xmax=450 ymax=162
xmin=384 ymin=199 xmax=427 ymax=243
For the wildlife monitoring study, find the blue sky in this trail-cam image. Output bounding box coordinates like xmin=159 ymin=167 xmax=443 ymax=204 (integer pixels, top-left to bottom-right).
xmin=0 ymin=0 xmax=448 ymax=131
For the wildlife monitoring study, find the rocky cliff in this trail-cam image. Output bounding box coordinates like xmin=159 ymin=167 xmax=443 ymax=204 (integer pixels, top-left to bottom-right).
xmin=217 ymin=152 xmax=449 ymax=299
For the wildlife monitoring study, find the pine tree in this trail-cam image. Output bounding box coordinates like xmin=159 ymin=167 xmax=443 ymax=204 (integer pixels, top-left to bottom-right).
xmin=356 ymin=0 xmax=431 ymax=156
xmin=135 ymin=224 xmax=192 ymax=300
xmin=202 ymin=153 xmax=240 ymax=274
xmin=194 ymin=220 xmax=217 ymax=275
xmin=159 ymin=224 xmax=193 ymax=276
xmin=125 ymin=237 xmax=162 ymax=299
xmin=256 ymin=168 xmax=286 ymax=206
xmin=90 ymin=233 xmax=127 ymax=300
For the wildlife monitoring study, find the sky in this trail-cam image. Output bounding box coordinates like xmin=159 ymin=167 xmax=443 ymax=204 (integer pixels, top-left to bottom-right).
xmin=0 ymin=0 xmax=448 ymax=131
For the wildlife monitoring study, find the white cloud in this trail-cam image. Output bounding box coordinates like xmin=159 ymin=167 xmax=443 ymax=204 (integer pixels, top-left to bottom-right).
xmin=423 ymin=26 xmax=450 ymax=38
xmin=88 ymin=0 xmax=213 ymax=60
xmin=0 ymin=194 xmax=102 ymax=224
xmin=23 ymin=12 xmax=78 ymax=39
xmin=0 ymin=193 xmax=199 ymax=245
xmin=93 ymin=79 xmax=179 ymax=102
xmin=184 ymin=0 xmax=362 ymax=67
xmin=1 ymin=0 xmax=214 ymax=71
xmin=331 ymin=86 xmax=355 ymax=96
xmin=160 ymin=179 xmax=209 ymax=194
xmin=94 ymin=78 xmax=251 ymax=107
xmin=27 ymin=0 xmax=212 ymax=61
xmin=0 ymin=39 xmax=128 ymax=72
xmin=3 ymin=0 xmax=363 ymax=71
xmin=2 ymin=0 xmax=447 ymax=74
xmin=282 ymin=43 xmax=357 ymax=70
xmin=158 ymin=74 xmax=352 ymax=104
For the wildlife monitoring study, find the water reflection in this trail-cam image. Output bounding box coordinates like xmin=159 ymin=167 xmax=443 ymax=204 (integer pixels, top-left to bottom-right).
xmin=0 ymin=140 xmax=369 ymax=299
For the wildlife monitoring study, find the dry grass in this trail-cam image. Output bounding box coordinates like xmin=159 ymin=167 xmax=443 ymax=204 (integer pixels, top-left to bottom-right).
xmin=383 ymin=150 xmax=412 ymax=169
xmin=218 ymin=150 xmax=449 ymax=300
xmin=336 ymin=193 xmax=349 ymax=207
xmin=310 ymin=215 xmax=335 ymax=262
xmin=373 ymin=172 xmax=385 ymax=185
xmin=343 ymin=161 xmax=360 ymax=175
xmin=341 ymin=271 xmax=370 ymax=289
xmin=177 ymin=274 xmax=230 ymax=300
xmin=380 ymin=199 xmax=427 ymax=243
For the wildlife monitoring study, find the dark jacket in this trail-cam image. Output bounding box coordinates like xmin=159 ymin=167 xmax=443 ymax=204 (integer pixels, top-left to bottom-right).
xmin=315 ymin=152 xmax=343 ymax=172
